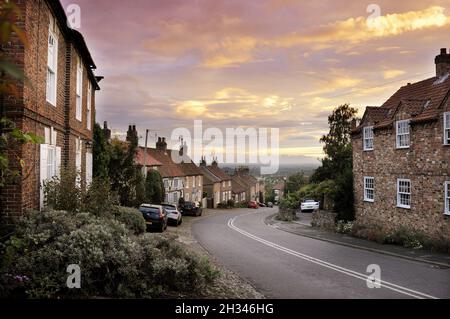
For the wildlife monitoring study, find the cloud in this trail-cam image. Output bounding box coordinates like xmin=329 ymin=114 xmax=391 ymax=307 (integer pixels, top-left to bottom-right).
xmin=174 ymin=88 xmax=294 ymax=119
xmin=383 ymin=69 xmax=406 ymax=79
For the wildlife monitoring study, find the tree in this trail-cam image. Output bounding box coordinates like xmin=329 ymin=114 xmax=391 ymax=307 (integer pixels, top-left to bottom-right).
xmin=311 ymin=104 xmax=358 ymax=220
xmin=311 ymin=104 xmax=357 ymax=182
xmin=93 ymin=123 xmax=109 ymax=180
xmin=285 ymin=171 xmax=307 ymax=194
xmin=144 ymin=170 xmax=165 ymax=204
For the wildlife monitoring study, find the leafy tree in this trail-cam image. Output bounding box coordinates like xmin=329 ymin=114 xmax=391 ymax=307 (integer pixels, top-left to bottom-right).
xmin=311 ymin=104 xmax=358 ymax=220
xmin=93 ymin=123 xmax=109 ymax=180
xmin=311 ymin=104 xmax=357 ymax=182
xmin=144 ymin=170 xmax=165 ymax=204
xmin=285 ymin=171 xmax=307 ymax=194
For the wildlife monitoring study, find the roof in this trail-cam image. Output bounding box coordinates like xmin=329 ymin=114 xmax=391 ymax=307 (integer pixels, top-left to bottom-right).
xmin=204 ymin=165 xmax=232 ymax=182
xmin=179 ymin=162 xmax=202 ymax=176
xmin=273 ymin=182 xmax=285 ymax=191
xmin=231 ymin=176 xmax=247 ymax=194
xmin=136 ymin=147 xmax=162 ymax=167
xmin=353 ymin=73 xmax=450 ymax=133
xmin=199 ymin=166 xmax=221 ymax=185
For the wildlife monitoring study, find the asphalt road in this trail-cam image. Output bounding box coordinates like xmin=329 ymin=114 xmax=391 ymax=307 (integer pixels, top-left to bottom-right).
xmin=192 ymin=208 xmax=450 ymax=299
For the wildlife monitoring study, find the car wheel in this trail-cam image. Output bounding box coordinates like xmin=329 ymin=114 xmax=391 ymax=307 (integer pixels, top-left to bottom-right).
xmin=178 ymin=218 xmax=182 ymax=225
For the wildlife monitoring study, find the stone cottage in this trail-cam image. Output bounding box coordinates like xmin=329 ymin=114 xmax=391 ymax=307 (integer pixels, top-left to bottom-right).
xmin=351 ymin=48 xmax=450 ymax=241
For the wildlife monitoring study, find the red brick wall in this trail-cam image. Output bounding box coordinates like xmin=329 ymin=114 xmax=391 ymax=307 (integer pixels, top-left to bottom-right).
xmin=1 ymin=0 xmax=97 ymax=217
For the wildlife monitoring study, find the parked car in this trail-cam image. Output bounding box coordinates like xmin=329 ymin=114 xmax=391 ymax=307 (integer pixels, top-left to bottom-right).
xmin=139 ymin=204 xmax=168 ymax=232
xmin=258 ymin=202 xmax=267 ymax=207
xmin=180 ymin=201 xmax=203 ymax=216
xmin=267 ymin=202 xmax=274 ymax=208
xmin=248 ymin=201 xmax=259 ymax=209
xmin=300 ymin=199 xmax=320 ymax=212
xmin=162 ymin=203 xmax=183 ymax=226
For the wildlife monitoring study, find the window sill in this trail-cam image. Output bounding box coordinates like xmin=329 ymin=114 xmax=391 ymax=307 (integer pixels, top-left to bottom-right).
xmin=364 ymin=199 xmax=374 ymax=203
xmin=396 ymin=146 xmax=410 ymax=150
xmin=397 ymin=205 xmax=411 ymax=210
xmin=363 ymin=149 xmax=374 ymax=152
xmin=46 ymin=100 xmax=56 ymax=107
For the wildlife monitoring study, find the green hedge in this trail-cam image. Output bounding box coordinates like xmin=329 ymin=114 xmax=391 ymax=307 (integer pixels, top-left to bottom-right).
xmin=113 ymin=206 xmax=146 ymax=235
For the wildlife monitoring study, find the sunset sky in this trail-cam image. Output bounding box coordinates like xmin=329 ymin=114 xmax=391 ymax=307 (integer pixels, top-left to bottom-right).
xmin=60 ymin=0 xmax=450 ymax=165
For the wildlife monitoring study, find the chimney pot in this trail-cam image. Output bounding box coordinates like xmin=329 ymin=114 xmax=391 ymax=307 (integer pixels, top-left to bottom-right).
xmin=441 ymin=48 xmax=447 ymax=55
xmin=436 ymin=48 xmax=450 ymax=77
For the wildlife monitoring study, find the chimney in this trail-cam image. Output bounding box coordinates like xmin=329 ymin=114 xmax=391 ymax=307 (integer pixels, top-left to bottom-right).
xmin=156 ymin=136 xmax=167 ymax=151
xmin=435 ymin=48 xmax=450 ymax=77
xmin=126 ymin=124 xmax=137 ymax=143
xmin=103 ymin=121 xmax=111 ymax=141
xmin=211 ymin=157 xmax=218 ymax=167
xmin=200 ymin=156 xmax=207 ymax=167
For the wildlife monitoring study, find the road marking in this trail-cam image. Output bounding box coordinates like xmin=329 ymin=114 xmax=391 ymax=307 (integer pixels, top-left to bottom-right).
xmin=227 ymin=214 xmax=438 ymax=299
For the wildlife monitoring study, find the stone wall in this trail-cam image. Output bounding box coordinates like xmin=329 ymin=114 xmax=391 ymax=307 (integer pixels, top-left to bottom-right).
xmin=311 ymin=210 xmax=337 ymax=230
xmin=352 ymin=109 xmax=450 ymax=242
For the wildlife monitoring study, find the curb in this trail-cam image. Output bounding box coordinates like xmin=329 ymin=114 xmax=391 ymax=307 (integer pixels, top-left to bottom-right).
xmin=265 ymin=214 xmax=450 ymax=269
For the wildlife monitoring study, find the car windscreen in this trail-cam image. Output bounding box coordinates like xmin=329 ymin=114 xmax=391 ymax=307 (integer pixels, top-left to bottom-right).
xmin=139 ymin=207 xmax=160 ymax=216
xmin=162 ymin=205 xmax=176 ymax=210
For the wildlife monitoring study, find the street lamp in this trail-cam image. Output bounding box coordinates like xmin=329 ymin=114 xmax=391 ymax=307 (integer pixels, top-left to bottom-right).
xmin=283 ymin=177 xmax=287 ymax=199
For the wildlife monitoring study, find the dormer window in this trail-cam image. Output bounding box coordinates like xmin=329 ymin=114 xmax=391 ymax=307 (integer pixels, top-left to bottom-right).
xmin=396 ymin=120 xmax=410 ymax=149
xmin=444 ymin=112 xmax=450 ymax=145
xmin=363 ymin=126 xmax=374 ymax=151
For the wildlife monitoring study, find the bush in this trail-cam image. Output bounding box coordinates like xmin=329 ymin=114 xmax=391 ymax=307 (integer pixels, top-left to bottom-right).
xmin=82 ymin=178 xmax=119 ymax=216
xmin=0 ymin=210 xmax=218 ymax=298
xmin=43 ymin=169 xmax=82 ymax=213
xmin=113 ymin=206 xmax=146 ymax=235
xmin=226 ymin=199 xmax=235 ymax=208
xmin=336 ymin=220 xmax=354 ymax=234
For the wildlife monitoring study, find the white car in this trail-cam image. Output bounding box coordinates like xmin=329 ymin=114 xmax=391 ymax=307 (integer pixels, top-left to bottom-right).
xmin=300 ymin=199 xmax=320 ymax=212
xmin=162 ymin=204 xmax=183 ymax=226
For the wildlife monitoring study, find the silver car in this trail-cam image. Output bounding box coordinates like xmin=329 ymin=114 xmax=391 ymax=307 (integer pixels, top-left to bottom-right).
xmin=162 ymin=203 xmax=183 ymax=226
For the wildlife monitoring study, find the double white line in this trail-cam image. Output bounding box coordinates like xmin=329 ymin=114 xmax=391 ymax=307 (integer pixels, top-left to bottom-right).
xmin=228 ymin=215 xmax=438 ymax=299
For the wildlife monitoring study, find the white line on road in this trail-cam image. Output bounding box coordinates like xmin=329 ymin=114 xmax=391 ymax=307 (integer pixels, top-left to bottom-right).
xmin=227 ymin=214 xmax=438 ymax=299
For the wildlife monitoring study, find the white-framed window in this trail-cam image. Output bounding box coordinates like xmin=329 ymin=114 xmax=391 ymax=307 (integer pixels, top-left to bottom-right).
xmin=40 ymin=127 xmax=61 ymax=209
xmin=396 ymin=120 xmax=410 ymax=149
xmin=185 ymin=193 xmax=190 ymax=202
xmin=46 ymin=15 xmax=58 ymax=106
xmin=198 ymin=176 xmax=202 ymax=187
xmin=163 ymin=179 xmax=169 ymax=189
xmin=363 ymin=126 xmax=374 ymax=151
xmin=185 ymin=176 xmax=189 ymax=189
xmin=215 ymin=191 xmax=220 ymax=205
xmin=228 ymin=180 xmax=231 ymax=187
xmin=364 ymin=177 xmax=374 ymax=202
xmin=444 ymin=112 xmax=450 ymax=145
xmin=397 ymin=179 xmax=411 ymax=209
xmin=173 ymin=178 xmax=179 ymax=189
xmin=192 ymin=176 xmax=196 ymax=187
xmin=87 ymin=82 xmax=92 ymax=130
xmin=75 ymin=137 xmax=82 ymax=187
xmin=445 ymin=182 xmax=450 ymax=216
xmin=222 ymin=181 xmax=225 ymax=188
xmin=173 ymin=191 xmax=179 ymax=204
xmin=76 ymin=56 xmax=83 ymax=122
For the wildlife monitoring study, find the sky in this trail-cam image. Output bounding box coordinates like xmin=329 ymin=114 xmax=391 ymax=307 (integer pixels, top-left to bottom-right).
xmin=61 ymin=0 xmax=450 ymax=166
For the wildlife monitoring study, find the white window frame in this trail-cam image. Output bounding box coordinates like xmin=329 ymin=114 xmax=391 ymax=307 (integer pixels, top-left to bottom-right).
xmin=76 ymin=56 xmax=83 ymax=122
xmin=46 ymin=15 xmax=58 ymax=106
xmin=198 ymin=176 xmax=202 ymax=187
xmin=363 ymin=126 xmax=374 ymax=151
xmin=192 ymin=176 xmax=195 ymax=188
xmin=173 ymin=178 xmax=179 ymax=189
xmin=185 ymin=177 xmax=189 ymax=189
xmin=86 ymin=151 xmax=93 ymax=187
xmin=87 ymin=82 xmax=92 ymax=130
xmin=397 ymin=179 xmax=411 ymax=209
xmin=444 ymin=112 xmax=450 ymax=145
xmin=445 ymin=182 xmax=450 ymax=216
xmin=396 ymin=120 xmax=411 ymax=149
xmin=363 ymin=177 xmax=374 ymax=202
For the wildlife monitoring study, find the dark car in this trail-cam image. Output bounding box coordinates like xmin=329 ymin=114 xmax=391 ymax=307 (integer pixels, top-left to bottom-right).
xmin=180 ymin=201 xmax=203 ymax=216
xmin=139 ymin=204 xmax=168 ymax=232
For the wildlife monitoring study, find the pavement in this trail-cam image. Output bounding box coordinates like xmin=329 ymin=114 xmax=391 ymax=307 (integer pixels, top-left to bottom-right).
xmin=192 ymin=207 xmax=450 ymax=299
xmin=268 ymin=211 xmax=450 ymax=268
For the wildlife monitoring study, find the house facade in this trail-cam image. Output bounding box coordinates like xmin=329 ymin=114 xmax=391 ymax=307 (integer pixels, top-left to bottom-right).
xmin=351 ymin=48 xmax=450 ymax=241
xmin=199 ymin=158 xmax=232 ymax=208
xmin=1 ymin=0 xmax=101 ymax=218
xmin=234 ymin=167 xmax=260 ymax=202
xmin=231 ymin=175 xmax=247 ymax=203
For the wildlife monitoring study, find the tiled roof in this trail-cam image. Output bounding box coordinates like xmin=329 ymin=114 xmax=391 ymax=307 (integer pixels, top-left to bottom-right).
xmin=354 ymin=73 xmax=450 ymax=133
xmin=136 ymin=147 xmax=162 ymax=167
xmin=179 ymin=162 xmax=202 ymax=176
xmin=157 ymin=165 xmax=185 ymax=178
xmin=206 ymin=165 xmax=232 ymax=181
xmin=231 ymin=176 xmax=246 ymax=194
xmin=199 ymin=166 xmax=221 ymax=185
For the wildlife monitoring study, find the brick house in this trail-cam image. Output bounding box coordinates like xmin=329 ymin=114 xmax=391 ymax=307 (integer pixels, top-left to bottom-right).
xmin=231 ymin=175 xmax=247 ymax=203
xmin=134 ymin=130 xmax=204 ymax=206
xmin=351 ymin=49 xmax=450 ymax=241
xmin=234 ymin=167 xmax=260 ymax=202
xmin=1 ymin=0 xmax=102 ymax=217
xmin=199 ymin=158 xmax=232 ymax=208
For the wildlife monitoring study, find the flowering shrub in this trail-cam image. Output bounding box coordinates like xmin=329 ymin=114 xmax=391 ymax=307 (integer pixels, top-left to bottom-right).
xmin=0 ymin=210 xmax=218 ymax=298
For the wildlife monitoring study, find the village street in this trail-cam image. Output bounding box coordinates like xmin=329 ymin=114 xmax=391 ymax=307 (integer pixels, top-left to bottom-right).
xmin=180 ymin=208 xmax=450 ymax=299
